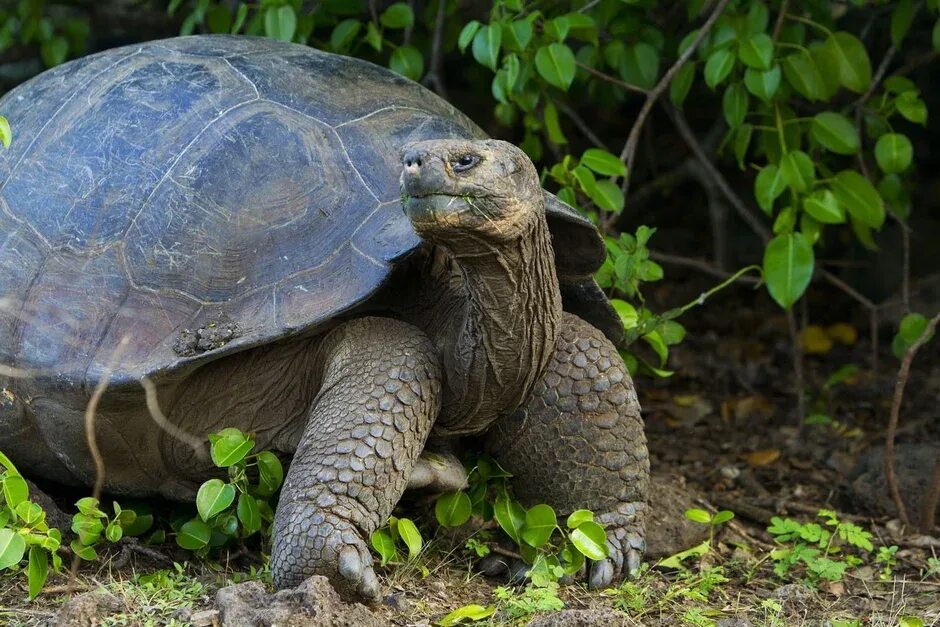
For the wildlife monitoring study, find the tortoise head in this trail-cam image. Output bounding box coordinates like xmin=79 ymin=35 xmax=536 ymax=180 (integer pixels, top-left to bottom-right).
xmin=400 ymin=139 xmax=543 ymax=243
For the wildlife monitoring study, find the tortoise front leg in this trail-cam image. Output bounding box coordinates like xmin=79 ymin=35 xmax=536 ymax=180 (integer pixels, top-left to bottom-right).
xmin=485 ymin=313 xmax=649 ymax=588
xmin=271 ymin=317 xmax=441 ymax=601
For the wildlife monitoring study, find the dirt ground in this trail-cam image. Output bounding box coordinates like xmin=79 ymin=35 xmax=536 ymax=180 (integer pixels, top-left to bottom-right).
xmin=1 ymin=276 xmax=938 ymax=626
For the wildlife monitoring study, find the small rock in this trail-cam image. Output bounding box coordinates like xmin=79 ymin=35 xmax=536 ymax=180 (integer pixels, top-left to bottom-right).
xmin=771 ymin=583 xmax=815 ymax=612
xmin=383 ymin=591 xmax=410 ymax=611
xmin=191 ymin=608 xmax=221 ymax=626
xmin=717 ymin=618 xmax=753 ymax=627
xmin=51 ymin=590 xmax=123 ymax=627
xmin=526 ymin=609 xmax=636 ymax=626
xmin=215 ymin=576 xmax=383 ymax=626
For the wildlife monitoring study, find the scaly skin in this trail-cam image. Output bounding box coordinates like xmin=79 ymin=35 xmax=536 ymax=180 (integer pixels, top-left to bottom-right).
xmin=485 ymin=313 xmax=648 ymax=588
xmin=270 ymin=317 xmax=441 ymax=601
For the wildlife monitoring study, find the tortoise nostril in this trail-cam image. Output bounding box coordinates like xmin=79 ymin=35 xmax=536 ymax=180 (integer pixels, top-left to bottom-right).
xmin=402 ymin=149 xmax=427 ymax=171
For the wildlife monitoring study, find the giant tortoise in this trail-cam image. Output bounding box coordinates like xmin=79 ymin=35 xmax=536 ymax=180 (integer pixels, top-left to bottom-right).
xmin=0 ymin=35 xmax=648 ymax=601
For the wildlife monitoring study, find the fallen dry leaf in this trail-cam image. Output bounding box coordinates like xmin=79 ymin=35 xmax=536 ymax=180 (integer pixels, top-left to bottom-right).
xmin=743 ymin=448 xmax=781 ymax=466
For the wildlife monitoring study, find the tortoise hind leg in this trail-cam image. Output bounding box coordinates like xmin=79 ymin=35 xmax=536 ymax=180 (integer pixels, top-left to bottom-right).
xmin=271 ymin=317 xmax=441 ymax=601
xmin=485 ymin=312 xmax=648 ymax=588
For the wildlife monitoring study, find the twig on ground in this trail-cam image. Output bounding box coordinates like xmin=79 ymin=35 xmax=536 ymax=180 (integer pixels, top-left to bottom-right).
xmin=667 ymin=107 xmax=772 ymax=244
xmin=618 ymin=0 xmax=732 ymax=198
xmin=884 ymin=311 xmax=940 ymax=531
xmin=487 ymin=545 xmax=524 ymax=561
xmin=109 ymin=537 xmax=173 ymax=571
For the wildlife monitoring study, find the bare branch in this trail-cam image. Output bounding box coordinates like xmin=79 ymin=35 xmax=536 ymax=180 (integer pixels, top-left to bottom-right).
xmin=423 ymin=0 xmax=448 ymax=98
xmin=885 ymin=311 xmax=940 ymax=530
xmin=555 ymin=100 xmax=607 ymax=149
xmin=618 ymin=0 xmax=733 ymax=197
xmin=575 ymin=62 xmax=648 ymax=95
xmin=650 ymin=251 xmax=761 ymax=285
xmin=786 ymin=309 xmax=806 ymax=425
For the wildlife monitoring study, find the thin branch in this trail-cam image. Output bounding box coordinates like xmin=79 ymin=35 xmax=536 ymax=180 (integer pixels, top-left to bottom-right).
xmin=786 ymin=309 xmax=806 ymax=425
xmin=821 ymin=269 xmax=879 ymax=370
xmin=922 ymin=457 xmax=940 ymax=532
xmin=885 ymin=311 xmax=940 ymax=530
xmin=423 ymin=0 xmax=448 ymax=99
xmin=576 ymin=62 xmax=648 ymax=94
xmin=618 ymin=0 xmax=733 ymax=197
xmin=555 ymin=101 xmax=607 ymax=149
xmin=667 ymin=106 xmax=772 ymax=243
xmin=771 ymin=0 xmax=791 ymax=41
xmin=650 ymin=251 xmax=761 ymax=285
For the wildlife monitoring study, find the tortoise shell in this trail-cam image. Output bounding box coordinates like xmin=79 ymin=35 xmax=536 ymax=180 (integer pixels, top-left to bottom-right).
xmin=0 ymin=35 xmax=614 ymax=390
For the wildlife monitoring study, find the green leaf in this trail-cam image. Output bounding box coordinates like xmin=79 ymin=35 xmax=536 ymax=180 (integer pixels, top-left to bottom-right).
xmin=744 ymin=65 xmax=781 ymax=102
xmin=437 ymin=604 xmax=496 ymax=626
xmin=874 ymin=133 xmax=913 ymax=174
xmin=435 ymin=491 xmax=472 ymax=528
xmin=40 ymin=36 xmax=68 ymax=68
xmin=832 ymin=170 xmax=885 ymax=229
xmin=581 ymin=149 xmax=627 ymax=177
xmin=899 ymin=618 xmax=925 ymax=627
xmin=521 ymin=504 xmax=557 ymax=548
xmin=669 ymin=63 xmax=696 ymax=106
xmin=209 ymin=428 xmax=254 ymax=468
xmin=755 ymin=164 xmax=786 ymax=213
xmin=711 ymin=511 xmax=735 ymax=525
xmin=69 ymin=540 xmax=97 ymax=561
xmin=503 ymin=20 xmax=533 ymax=53
xmin=734 ymin=123 xmax=753 ymax=168
xmin=782 ymin=50 xmax=824 ymax=101
xmin=27 ymin=546 xmax=48 ymax=600
xmin=2 ymin=475 xmax=28 ymax=509
xmin=0 ymin=528 xmax=25 ymax=569
xmin=380 ymin=3 xmax=413 ymax=29
xmin=365 ymin=22 xmax=382 ymax=52
xmin=722 ymin=83 xmax=749 ymax=129
xmin=472 ymin=25 xmax=502 ymax=72
xmin=16 ymin=501 xmax=43 ymax=526
xmin=780 ymin=150 xmax=815 ymax=193
xmin=763 ymin=233 xmax=814 ymax=309
xmin=105 ymin=522 xmax=123 ymax=543
xmin=390 ymin=46 xmax=424 ymax=81
xmin=659 ymin=540 xmax=710 ymax=568
xmin=370 ymin=529 xmax=397 ymax=566
xmin=566 ymin=509 xmax=595 ymax=529
xmin=0 ymin=116 xmax=11 ymax=149
xmin=588 ymin=180 xmax=624 ymax=213
xmin=543 ymin=16 xmax=570 ymax=42
xmin=569 ymin=521 xmax=609 ymax=561
xmin=196 ymin=479 xmax=236 ymax=522
xmin=494 ymin=496 xmax=526 ymax=543
xmin=824 ymin=32 xmax=871 ymax=94
xmin=890 ymin=0 xmax=915 ymax=48
xmin=176 ymin=519 xmax=211 ymax=551
xmin=206 ymin=5 xmax=232 ymax=34
xmin=458 ymin=21 xmax=481 ymax=54
xmin=738 ymin=33 xmax=773 ymax=70
xmin=896 ymin=92 xmax=927 ymax=125
xmin=231 ymin=3 xmax=248 ymax=34
xmin=810 ymin=112 xmax=859 ymax=155
xmin=397 ymin=518 xmax=423 ymax=560
xmin=621 ymin=42 xmax=659 ymax=90
xmin=934 ymin=19 xmax=940 ymax=51
xmin=330 ymin=20 xmax=361 ymax=53
xmin=264 ymin=5 xmax=296 ymax=42
xmin=255 ymin=451 xmax=284 ymax=496
xmin=685 ymin=508 xmax=712 ymax=524
xmin=704 ymin=49 xmax=735 ymax=89
xmin=237 ymin=493 xmax=262 ymax=534
xmin=899 ymin=313 xmax=929 ymax=344
xmin=803 ymin=189 xmax=845 ymax=224
xmin=535 ymin=43 xmax=576 ymax=90
xmin=543 ymin=101 xmax=567 ymax=145
xmin=610 ymin=299 xmax=638 ymax=329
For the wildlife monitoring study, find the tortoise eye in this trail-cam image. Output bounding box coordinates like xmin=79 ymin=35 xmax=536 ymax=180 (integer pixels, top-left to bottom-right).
xmin=452 ymin=154 xmax=480 ymax=173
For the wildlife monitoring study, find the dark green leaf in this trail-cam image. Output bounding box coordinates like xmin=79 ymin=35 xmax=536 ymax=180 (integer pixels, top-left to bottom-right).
xmin=40 ymin=36 xmax=68 ymax=67
xmin=744 ymin=65 xmax=781 ymax=102
xmin=435 ymin=491 xmax=472 ymax=528
xmin=810 ymin=112 xmax=859 ymax=155
xmin=264 ymin=5 xmax=296 ymax=42
xmin=669 ymin=63 xmax=696 ymax=106
xmin=803 ymin=189 xmax=844 ymax=224
xmin=206 ymin=5 xmax=232 ymax=33
xmin=330 ymin=19 xmax=361 ymax=53
xmin=934 ymin=19 xmax=940 ymax=51
xmin=780 ymin=150 xmax=815 ymax=193
xmin=543 ymin=16 xmax=570 ymax=42
xmin=832 ymin=170 xmax=885 ymax=228
xmin=370 ymin=529 xmax=397 ymax=566
xmin=390 ymin=46 xmax=424 ymax=80
xmin=521 ymin=504 xmax=557 ymax=548
xmin=899 ymin=313 xmax=929 ymax=344
xmin=209 ymin=428 xmax=254 ymax=468
xmin=824 ymin=32 xmax=871 ymax=93
xmin=176 ymin=519 xmax=211 ymax=550
xmin=874 ymin=133 xmax=913 ymax=174
xmin=535 ymin=43 xmax=576 ymax=90
xmin=503 ymin=19 xmax=532 ymax=53
xmin=722 ymin=83 xmax=749 ymax=129
xmin=896 ymin=92 xmax=928 ymax=125
xmin=196 ymin=479 xmax=236 ymax=522
xmin=734 ymin=124 xmax=753 ymax=168
xmin=763 ymin=233 xmax=814 ymax=308
xmin=704 ymin=49 xmax=735 ymax=89
xmin=621 ymin=42 xmax=659 ymax=90
xmin=755 ymin=164 xmax=786 ymax=213
xmin=494 ymin=496 xmax=526 ymax=543
xmin=380 ymin=3 xmax=413 ymax=29
xmin=782 ymin=50 xmax=824 ymax=101
xmin=738 ymin=33 xmax=773 ymax=70
xmin=255 ymin=451 xmax=284 ymax=496
xmin=237 ymin=493 xmax=262 ymax=534
xmin=472 ymin=25 xmax=502 ymax=72
xmin=891 ymin=0 xmax=915 ymax=47
xmin=588 ymin=180 xmax=625 ymax=213
xmin=27 ymin=546 xmax=48 ymax=600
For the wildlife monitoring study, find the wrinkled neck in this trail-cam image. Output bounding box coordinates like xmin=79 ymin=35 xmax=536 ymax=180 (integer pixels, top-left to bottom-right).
xmin=434 ymin=215 xmax=562 ymax=434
